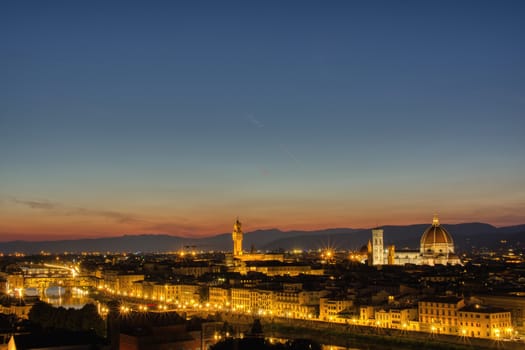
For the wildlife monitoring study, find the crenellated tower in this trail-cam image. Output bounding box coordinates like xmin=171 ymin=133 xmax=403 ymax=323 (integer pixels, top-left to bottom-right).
xmin=232 ymin=218 xmax=243 ymax=257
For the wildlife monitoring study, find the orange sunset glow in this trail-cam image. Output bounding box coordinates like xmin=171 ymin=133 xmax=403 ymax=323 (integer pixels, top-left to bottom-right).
xmin=1 ymin=1 xmax=523 ymax=242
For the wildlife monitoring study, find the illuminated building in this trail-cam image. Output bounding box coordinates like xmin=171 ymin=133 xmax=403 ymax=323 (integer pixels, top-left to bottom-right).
xmin=319 ymin=297 xmax=354 ymax=321
xmin=239 ymin=261 xmax=316 ymax=276
xmin=179 ymin=284 xmax=201 ymax=305
xmin=6 ymin=274 xmax=24 ymax=292
xmin=367 ymin=229 xmax=384 ymax=266
xmin=458 ymin=304 xmax=512 ymax=339
xmin=102 ymin=271 xmax=144 ymax=295
xmin=151 ymin=283 xmax=180 ymax=302
xmin=418 ymin=296 xmax=465 ymax=335
xmin=359 ymin=306 xmax=375 ymax=323
xmin=209 ymin=286 xmax=231 ymax=307
xmin=232 ymin=218 xmax=243 ymax=257
xmin=272 ymin=289 xmax=320 ymax=319
xmin=227 ymin=283 xmax=325 ymax=318
xmin=131 ymin=280 xmax=154 ymax=299
xmin=127 ymin=280 xmax=202 ymax=305
xmin=374 ymin=307 xmax=418 ymax=329
xmin=475 ymin=293 xmax=525 ymax=334
xmin=387 ymin=247 xmax=420 ymax=265
xmin=369 ymin=215 xmax=462 ymax=266
xmin=230 ymin=287 xmax=254 ymax=312
xmin=228 ymin=219 xmax=284 ymax=266
xmin=150 ymin=283 xmax=201 ymax=305
xmin=419 ymin=215 xmax=461 ymax=266
xmin=271 ymin=283 xmax=326 ymax=319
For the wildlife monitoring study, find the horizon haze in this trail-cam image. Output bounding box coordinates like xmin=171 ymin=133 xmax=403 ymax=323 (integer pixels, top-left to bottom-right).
xmin=0 ymin=219 xmax=523 ymax=243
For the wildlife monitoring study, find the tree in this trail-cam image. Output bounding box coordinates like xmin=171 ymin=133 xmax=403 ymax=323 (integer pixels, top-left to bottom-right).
xmin=220 ymin=321 xmax=234 ymax=337
xmin=28 ymin=301 xmax=54 ymax=328
xmin=28 ymin=301 xmax=104 ymax=336
xmin=80 ymin=303 xmax=104 ymax=336
xmin=250 ymin=318 xmax=264 ymax=337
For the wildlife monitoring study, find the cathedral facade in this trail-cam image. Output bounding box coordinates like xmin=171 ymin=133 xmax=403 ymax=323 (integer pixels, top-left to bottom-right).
xmin=368 ymin=215 xmax=462 ymax=266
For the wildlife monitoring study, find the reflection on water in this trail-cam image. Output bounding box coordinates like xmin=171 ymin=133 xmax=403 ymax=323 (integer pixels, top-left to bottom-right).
xmin=46 ymin=294 xmax=93 ymax=309
xmin=267 ymin=337 xmax=360 ymax=350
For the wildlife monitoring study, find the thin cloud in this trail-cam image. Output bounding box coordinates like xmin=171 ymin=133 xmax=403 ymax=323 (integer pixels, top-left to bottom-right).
xmin=11 ymin=198 xmax=57 ymax=210
xmin=246 ymin=114 xmax=264 ymax=128
xmin=244 ymin=114 xmax=303 ymax=167
xmin=68 ymin=208 xmax=140 ymax=224
xmin=279 ymin=144 xmax=302 ymax=165
xmin=11 ymin=197 xmax=140 ymax=224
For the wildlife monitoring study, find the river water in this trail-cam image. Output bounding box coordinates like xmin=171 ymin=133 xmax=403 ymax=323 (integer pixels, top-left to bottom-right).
xmin=268 ymin=337 xmax=360 ymax=350
xmin=45 ymin=294 xmax=93 ymax=309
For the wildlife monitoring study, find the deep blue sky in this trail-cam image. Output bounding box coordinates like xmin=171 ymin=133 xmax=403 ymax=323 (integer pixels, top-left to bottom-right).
xmin=1 ymin=1 xmax=524 ymax=240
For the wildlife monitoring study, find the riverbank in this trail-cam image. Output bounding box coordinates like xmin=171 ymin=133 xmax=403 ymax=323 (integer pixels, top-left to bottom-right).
xmin=92 ymin=293 xmax=523 ymax=350
xmin=212 ymin=312 xmax=523 ymax=350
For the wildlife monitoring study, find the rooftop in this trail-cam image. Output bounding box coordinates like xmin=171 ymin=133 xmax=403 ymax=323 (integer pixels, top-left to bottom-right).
xmin=460 ymin=304 xmax=509 ymax=313
xmin=419 ymin=296 xmax=464 ymax=304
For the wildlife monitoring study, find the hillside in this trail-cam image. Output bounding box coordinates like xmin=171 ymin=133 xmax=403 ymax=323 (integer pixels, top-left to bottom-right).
xmin=0 ymin=223 xmax=523 ymax=254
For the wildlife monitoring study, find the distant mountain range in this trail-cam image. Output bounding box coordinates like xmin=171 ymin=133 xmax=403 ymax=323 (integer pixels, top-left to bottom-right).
xmin=0 ymin=223 xmax=524 ymax=254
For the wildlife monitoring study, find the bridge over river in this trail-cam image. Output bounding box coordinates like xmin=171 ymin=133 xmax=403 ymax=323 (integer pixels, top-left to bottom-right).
xmin=10 ymin=263 xmax=92 ymax=298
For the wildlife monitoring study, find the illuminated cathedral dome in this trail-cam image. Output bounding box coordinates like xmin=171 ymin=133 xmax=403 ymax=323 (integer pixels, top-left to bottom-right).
xmin=420 ymin=215 xmax=454 ymax=255
xmin=367 ymin=214 xmax=462 ymax=266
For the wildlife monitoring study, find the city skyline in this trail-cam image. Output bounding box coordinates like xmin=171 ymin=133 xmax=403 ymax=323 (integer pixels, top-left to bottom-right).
xmin=1 ymin=1 xmax=524 ymax=241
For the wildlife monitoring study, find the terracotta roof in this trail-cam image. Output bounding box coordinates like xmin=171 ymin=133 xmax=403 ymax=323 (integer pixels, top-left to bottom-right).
xmin=420 ymin=225 xmax=453 ymax=246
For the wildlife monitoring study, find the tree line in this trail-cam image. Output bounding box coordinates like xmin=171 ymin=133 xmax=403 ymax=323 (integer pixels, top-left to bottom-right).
xmin=28 ymin=301 xmax=104 ymax=336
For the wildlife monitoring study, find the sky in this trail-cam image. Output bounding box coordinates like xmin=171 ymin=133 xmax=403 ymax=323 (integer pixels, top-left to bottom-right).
xmin=1 ymin=1 xmax=524 ymax=241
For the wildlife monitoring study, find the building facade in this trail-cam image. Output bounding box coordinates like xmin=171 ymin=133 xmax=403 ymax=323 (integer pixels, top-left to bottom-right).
xmin=458 ymin=304 xmax=512 ymax=339
xmin=418 ymin=296 xmax=465 ymax=335
xmin=320 ymin=297 xmax=354 ymax=321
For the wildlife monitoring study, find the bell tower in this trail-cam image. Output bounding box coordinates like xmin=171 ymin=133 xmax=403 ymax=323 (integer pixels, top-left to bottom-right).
xmin=372 ymin=228 xmax=384 ymax=265
xmin=232 ymin=218 xmax=243 ymax=257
